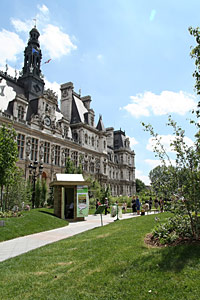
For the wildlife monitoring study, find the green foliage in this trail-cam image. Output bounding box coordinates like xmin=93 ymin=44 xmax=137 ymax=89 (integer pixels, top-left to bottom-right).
xmin=41 ymin=180 xmax=48 ymax=207
xmin=0 ymin=124 xmax=18 ymax=210
xmin=152 ymin=215 xmax=193 ymax=245
xmin=136 ymin=178 xmax=146 ymax=193
xmin=142 ymin=27 xmax=200 ymax=242
xmin=2 ymin=213 xmax=200 ymax=300
xmin=149 ymin=165 xmax=176 ymax=197
xmin=47 ymin=186 xmax=54 ymax=207
xmin=65 ymin=157 xmax=83 ymax=174
xmin=0 ymin=208 xmax=68 ymax=242
xmin=142 ymin=115 xmax=200 ymax=241
xmin=4 ymin=168 xmax=28 ymax=210
xmin=189 ymin=26 xmax=200 ymax=95
xmin=35 ymin=179 xmax=41 ymax=208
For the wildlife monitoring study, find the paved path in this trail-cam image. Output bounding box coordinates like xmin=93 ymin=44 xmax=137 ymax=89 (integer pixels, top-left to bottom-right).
xmin=0 ymin=213 xmax=141 ymax=262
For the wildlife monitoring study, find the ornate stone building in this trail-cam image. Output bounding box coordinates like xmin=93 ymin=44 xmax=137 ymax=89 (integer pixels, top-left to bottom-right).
xmin=0 ymin=26 xmax=136 ymax=196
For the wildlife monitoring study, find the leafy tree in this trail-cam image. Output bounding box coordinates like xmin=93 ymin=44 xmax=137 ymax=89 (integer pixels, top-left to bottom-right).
xmin=41 ymin=180 xmax=48 ymax=207
xmin=65 ymin=157 xmax=76 ymax=174
xmin=136 ymin=178 xmax=146 ymax=193
xmin=65 ymin=157 xmax=83 ymax=174
xmin=0 ymin=124 xmax=18 ymax=211
xmin=4 ymin=168 xmax=31 ymax=210
xmin=149 ymin=165 xmax=176 ymax=196
xmin=140 ymin=26 xmax=200 ymax=242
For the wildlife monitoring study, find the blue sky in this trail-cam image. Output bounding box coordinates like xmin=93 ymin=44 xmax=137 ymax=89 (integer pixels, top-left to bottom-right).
xmin=0 ymin=0 xmax=199 ymax=184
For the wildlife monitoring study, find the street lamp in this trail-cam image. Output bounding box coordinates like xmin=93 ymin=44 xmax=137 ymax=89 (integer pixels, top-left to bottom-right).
xmin=28 ymin=160 xmax=43 ymax=208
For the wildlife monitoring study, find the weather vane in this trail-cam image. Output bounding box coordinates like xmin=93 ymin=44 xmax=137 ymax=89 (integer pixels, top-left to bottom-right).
xmin=33 ymin=18 xmax=37 ymax=28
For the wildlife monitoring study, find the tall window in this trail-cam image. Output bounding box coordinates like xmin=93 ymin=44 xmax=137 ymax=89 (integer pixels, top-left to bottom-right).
xmin=18 ymin=106 xmax=24 ymax=120
xmin=104 ymin=164 xmax=106 ymax=174
xmin=17 ymin=133 xmax=25 ymax=159
xmin=55 ymin=145 xmax=60 ymax=166
xmin=44 ymin=142 xmax=50 ymax=164
xmin=31 ymin=138 xmax=38 ymax=161
xmin=64 ymin=148 xmax=70 ymax=164
xmin=84 ymin=161 xmax=88 ymax=172
xmin=71 ymin=151 xmax=78 ymax=167
xmin=85 ymin=134 xmax=88 ymax=144
xmin=90 ymin=162 xmax=94 ymax=173
xmin=92 ymin=136 xmax=94 ymax=147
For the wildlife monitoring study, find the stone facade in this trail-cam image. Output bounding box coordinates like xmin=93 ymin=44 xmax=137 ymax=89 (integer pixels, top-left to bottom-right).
xmin=0 ymin=26 xmax=136 ymax=196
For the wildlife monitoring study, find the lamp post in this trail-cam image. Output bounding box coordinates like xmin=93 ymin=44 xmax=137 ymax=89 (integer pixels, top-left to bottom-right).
xmin=28 ymin=160 xmax=43 ymax=208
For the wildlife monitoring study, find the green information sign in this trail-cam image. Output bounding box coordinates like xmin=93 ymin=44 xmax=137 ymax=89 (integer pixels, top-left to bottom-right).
xmin=77 ymin=185 xmax=89 ymax=217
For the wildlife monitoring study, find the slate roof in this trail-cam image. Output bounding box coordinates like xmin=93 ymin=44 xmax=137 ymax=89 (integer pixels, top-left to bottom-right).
xmin=96 ymin=115 xmax=105 ymax=131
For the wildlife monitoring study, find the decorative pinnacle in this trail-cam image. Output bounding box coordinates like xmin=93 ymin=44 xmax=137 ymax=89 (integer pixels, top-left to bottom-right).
xmin=33 ymin=18 xmax=37 ymax=28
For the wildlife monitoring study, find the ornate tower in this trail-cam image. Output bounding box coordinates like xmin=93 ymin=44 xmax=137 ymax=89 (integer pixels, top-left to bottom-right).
xmin=18 ymin=26 xmax=44 ymax=100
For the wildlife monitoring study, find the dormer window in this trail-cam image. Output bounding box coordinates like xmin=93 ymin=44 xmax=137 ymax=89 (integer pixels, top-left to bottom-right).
xmin=18 ymin=106 xmax=24 ymax=120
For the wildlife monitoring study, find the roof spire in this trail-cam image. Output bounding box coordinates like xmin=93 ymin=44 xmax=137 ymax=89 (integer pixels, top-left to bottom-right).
xmin=33 ymin=18 xmax=37 ymax=28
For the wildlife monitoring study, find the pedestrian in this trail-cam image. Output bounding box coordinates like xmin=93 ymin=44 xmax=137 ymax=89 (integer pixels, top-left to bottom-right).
xmin=149 ymin=197 xmax=152 ymax=210
xmin=96 ymin=199 xmax=99 ymax=210
xmin=104 ymin=198 xmax=110 ymax=215
xmin=132 ymin=196 xmax=136 ymax=213
xmin=154 ymin=198 xmax=159 ymax=210
xmin=122 ymin=201 xmax=127 ymax=213
xmin=136 ymin=195 xmax=141 ymax=215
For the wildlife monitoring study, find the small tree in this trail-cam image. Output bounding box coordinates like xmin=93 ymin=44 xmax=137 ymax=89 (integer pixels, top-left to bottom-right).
xmin=4 ymin=168 xmax=29 ymax=210
xmin=41 ymin=180 xmax=48 ymax=207
xmin=35 ymin=179 xmax=41 ymax=208
xmin=0 ymin=124 xmax=18 ymax=211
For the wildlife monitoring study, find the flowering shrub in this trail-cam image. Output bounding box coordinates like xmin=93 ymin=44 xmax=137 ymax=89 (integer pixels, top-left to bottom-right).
xmin=0 ymin=211 xmax=23 ymax=218
xmin=152 ymin=215 xmax=193 ymax=245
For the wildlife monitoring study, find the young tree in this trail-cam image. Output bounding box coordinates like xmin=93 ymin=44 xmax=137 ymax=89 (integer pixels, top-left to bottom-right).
xmin=41 ymin=180 xmax=48 ymax=207
xmin=0 ymin=124 xmax=18 ymax=211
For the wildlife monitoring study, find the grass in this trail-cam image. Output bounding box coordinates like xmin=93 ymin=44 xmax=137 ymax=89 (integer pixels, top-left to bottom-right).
xmin=0 ymin=208 xmax=68 ymax=242
xmin=1 ymin=212 xmax=200 ymax=299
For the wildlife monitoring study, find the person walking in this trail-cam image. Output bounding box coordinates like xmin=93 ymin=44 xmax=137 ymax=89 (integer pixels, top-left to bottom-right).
xmin=136 ymin=195 xmax=141 ymax=215
xmin=132 ymin=196 xmax=136 ymax=213
xmin=104 ymin=198 xmax=110 ymax=215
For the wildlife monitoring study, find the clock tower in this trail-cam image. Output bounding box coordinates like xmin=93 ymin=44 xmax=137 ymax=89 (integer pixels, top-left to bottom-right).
xmin=18 ymin=26 xmax=44 ymax=100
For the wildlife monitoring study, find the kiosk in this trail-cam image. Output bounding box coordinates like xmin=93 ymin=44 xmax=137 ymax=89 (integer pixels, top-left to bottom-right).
xmin=50 ymin=174 xmax=89 ymax=221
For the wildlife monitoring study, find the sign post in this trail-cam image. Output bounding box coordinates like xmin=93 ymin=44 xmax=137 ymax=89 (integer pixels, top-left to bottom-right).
xmin=95 ymin=205 xmax=106 ymax=226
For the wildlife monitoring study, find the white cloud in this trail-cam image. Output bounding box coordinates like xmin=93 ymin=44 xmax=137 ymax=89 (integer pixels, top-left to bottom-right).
xmin=127 ymin=136 xmax=138 ymax=148
xmin=97 ymin=54 xmax=103 ymax=60
xmin=146 ymin=134 xmax=194 ymax=153
xmin=37 ymin=4 xmax=49 ymax=15
xmin=11 ymin=4 xmax=50 ymax=33
xmin=10 ymin=18 xmax=32 ymax=33
xmin=0 ymin=29 xmax=25 ymax=65
xmin=135 ymin=170 xmax=150 ymax=185
xmin=44 ymin=77 xmax=61 ymax=100
xmin=123 ymin=91 xmax=197 ymax=118
xmin=145 ymin=159 xmax=176 ymax=169
xmin=40 ymin=24 xmax=77 ymax=59
xmin=149 ymin=9 xmax=156 ymax=22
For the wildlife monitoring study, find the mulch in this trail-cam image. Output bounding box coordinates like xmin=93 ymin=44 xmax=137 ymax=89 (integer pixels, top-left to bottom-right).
xmin=144 ymin=233 xmax=200 ymax=248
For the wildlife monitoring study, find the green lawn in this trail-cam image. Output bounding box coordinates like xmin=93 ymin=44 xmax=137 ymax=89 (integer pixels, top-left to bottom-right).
xmin=0 ymin=208 xmax=68 ymax=242
xmin=1 ymin=212 xmax=200 ymax=299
